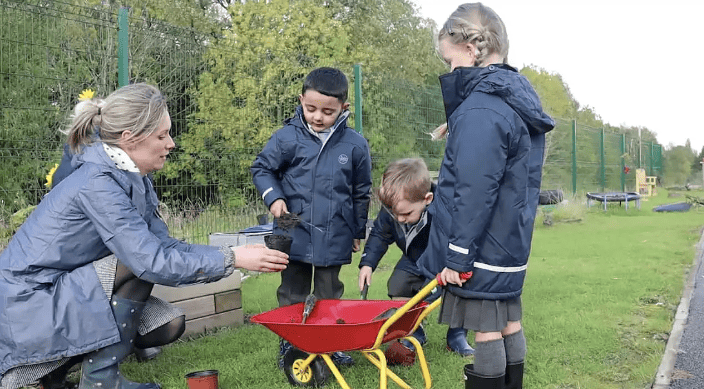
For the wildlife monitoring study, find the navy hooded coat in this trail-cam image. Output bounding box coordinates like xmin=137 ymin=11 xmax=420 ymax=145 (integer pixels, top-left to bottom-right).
xmin=417 ymin=64 xmax=555 ymax=300
xmin=0 ymin=142 xmax=229 ymax=375
xmin=251 ymin=106 xmax=372 ymax=267
xmin=359 ymin=185 xmax=437 ymax=277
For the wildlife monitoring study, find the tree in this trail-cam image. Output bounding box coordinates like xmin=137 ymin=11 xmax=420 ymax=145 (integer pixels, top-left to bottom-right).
xmin=692 ymin=145 xmax=704 ymax=174
xmin=662 ymin=144 xmax=695 ymax=186
xmin=175 ymin=0 xmax=354 ymax=206
xmin=0 ymin=1 xmax=117 ymax=217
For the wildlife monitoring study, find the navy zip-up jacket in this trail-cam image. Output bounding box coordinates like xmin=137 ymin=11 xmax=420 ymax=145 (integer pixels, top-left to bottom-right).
xmin=359 ymin=184 xmax=436 ymax=276
xmin=251 ymin=106 xmax=372 ymax=267
xmin=417 ymin=64 xmax=554 ymax=300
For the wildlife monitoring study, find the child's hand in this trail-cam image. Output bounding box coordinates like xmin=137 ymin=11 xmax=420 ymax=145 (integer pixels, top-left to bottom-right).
xmin=359 ymin=266 xmax=373 ymax=291
xmin=269 ymin=199 xmax=288 ymax=218
xmin=352 ymin=239 xmax=361 ymax=252
xmin=438 ymin=267 xmax=470 ymax=286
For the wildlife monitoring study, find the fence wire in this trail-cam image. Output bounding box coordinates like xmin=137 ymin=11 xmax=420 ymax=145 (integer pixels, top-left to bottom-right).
xmin=0 ymin=2 xmax=662 ymax=243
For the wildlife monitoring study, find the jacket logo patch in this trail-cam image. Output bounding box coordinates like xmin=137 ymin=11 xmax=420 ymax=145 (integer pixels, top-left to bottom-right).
xmin=338 ymin=154 xmax=349 ymax=164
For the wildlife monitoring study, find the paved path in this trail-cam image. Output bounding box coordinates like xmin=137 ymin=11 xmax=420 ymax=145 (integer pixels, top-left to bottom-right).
xmin=652 ymin=232 xmax=704 ymax=389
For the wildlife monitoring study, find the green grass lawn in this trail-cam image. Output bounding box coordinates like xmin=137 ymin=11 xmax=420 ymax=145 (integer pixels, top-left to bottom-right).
xmin=117 ymin=189 xmax=704 ymax=389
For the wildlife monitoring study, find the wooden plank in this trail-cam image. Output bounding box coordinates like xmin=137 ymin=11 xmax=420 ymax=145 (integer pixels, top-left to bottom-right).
xmin=182 ymin=309 xmax=244 ymax=337
xmin=214 ymin=290 xmax=242 ymax=313
xmin=170 ymin=295 xmax=215 ymax=321
xmin=152 ymin=270 xmax=241 ymax=302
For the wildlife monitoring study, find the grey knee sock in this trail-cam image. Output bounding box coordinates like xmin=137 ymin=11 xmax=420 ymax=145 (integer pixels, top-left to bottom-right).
xmin=504 ymin=328 xmax=526 ymax=364
xmin=473 ymin=338 xmax=506 ymax=377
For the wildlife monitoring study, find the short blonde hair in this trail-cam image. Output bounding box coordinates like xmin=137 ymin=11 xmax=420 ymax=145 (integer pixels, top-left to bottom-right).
xmin=378 ymin=158 xmax=431 ymax=208
xmin=438 ymin=3 xmax=509 ymax=66
xmin=64 ymin=83 xmax=168 ymax=153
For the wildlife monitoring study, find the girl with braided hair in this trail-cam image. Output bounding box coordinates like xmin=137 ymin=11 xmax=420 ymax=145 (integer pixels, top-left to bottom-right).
xmin=417 ymin=3 xmax=554 ymax=388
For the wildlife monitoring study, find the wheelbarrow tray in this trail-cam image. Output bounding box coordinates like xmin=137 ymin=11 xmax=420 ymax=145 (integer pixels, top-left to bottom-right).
xmin=251 ymin=299 xmax=428 ymax=354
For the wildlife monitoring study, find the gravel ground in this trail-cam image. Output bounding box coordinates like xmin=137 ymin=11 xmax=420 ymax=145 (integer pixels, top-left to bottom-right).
xmin=668 ymin=239 xmax=704 ymax=389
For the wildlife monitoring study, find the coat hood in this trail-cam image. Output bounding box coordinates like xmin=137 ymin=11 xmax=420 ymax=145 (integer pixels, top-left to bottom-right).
xmin=289 ymin=105 xmax=352 ymax=135
xmin=71 ymin=141 xmax=113 ymax=170
xmin=439 ymin=64 xmax=555 ymax=136
xmin=68 ymin=141 xmax=146 ymax=194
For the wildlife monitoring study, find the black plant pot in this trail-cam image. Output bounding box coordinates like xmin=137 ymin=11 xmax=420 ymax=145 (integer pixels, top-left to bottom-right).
xmin=265 ymin=234 xmax=293 ymax=255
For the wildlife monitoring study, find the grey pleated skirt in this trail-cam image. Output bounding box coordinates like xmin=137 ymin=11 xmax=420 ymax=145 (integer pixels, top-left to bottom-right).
xmin=438 ymin=289 xmax=522 ymax=333
xmin=0 ymin=255 xmax=183 ymax=389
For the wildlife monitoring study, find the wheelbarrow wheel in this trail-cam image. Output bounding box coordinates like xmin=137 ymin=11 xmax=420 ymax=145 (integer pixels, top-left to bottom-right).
xmin=283 ymin=348 xmax=330 ymax=387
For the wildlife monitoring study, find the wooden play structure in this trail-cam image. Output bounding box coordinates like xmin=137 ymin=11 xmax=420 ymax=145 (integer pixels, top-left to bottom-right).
xmin=636 ymin=168 xmax=657 ymax=196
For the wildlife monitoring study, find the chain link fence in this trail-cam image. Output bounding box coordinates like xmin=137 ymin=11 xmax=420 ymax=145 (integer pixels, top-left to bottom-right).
xmin=0 ymin=1 xmax=662 ymax=244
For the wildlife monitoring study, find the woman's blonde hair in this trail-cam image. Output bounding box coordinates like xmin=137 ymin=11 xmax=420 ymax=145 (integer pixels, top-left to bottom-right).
xmin=438 ymin=2 xmax=509 ymax=67
xmin=63 ymin=83 xmax=168 ymax=153
xmin=378 ymin=158 xmax=432 ymax=209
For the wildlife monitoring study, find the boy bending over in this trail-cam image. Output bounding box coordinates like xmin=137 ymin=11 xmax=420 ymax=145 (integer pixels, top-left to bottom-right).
xmin=359 ymin=158 xmax=474 ymax=365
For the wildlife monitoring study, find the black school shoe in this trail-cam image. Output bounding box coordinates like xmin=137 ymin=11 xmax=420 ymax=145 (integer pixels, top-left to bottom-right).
xmin=279 ymin=339 xmax=353 ymax=368
xmin=278 ymin=339 xmax=293 ymax=369
xmin=330 ymin=351 xmax=354 ymax=366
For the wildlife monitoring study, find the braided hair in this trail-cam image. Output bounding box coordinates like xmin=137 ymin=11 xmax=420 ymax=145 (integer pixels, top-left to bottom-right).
xmin=438 ymin=3 xmax=509 ymax=66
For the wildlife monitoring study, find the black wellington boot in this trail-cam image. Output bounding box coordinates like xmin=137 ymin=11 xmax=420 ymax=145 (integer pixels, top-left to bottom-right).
xmin=464 ymin=364 xmax=504 ymax=389
xmin=505 ymin=362 xmax=524 ymax=389
xmin=78 ymin=295 xmax=161 ymax=389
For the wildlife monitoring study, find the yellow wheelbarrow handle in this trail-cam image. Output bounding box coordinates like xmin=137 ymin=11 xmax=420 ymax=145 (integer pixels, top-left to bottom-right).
xmin=370 ymin=272 xmax=472 ymax=350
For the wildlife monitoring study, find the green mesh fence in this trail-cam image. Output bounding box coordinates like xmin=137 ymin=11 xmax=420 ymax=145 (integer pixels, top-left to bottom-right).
xmin=0 ymin=0 xmax=118 ymax=213
xmin=541 ymin=118 xmax=574 ymax=191
xmin=0 ymin=3 xmax=662 ymax=243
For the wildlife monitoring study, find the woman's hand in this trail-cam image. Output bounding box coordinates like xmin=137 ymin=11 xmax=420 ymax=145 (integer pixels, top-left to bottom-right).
xmin=269 ymin=199 xmax=288 ymax=218
xmin=439 ymin=267 xmax=469 ymax=286
xmin=232 ymin=244 xmax=288 ymax=272
xmin=359 ymin=265 xmax=372 ymax=291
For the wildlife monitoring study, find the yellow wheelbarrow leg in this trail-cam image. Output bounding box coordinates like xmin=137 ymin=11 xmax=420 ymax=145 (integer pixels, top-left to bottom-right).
xmin=362 ymin=349 xmax=411 ymax=389
xmin=402 ymin=336 xmax=432 ymax=389
xmin=320 ymin=354 xmax=352 ymax=389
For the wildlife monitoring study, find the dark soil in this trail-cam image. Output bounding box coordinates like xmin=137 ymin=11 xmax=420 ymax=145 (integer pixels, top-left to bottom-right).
xmin=276 ymin=212 xmax=300 ymax=231
xmin=264 ymin=234 xmax=292 ymax=255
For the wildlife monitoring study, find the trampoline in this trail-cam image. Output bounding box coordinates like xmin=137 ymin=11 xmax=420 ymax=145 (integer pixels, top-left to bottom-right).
xmin=586 ymin=192 xmax=641 ymax=211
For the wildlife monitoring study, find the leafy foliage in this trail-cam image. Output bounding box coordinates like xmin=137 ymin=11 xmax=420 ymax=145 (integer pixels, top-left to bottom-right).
xmin=1 ymin=0 xmax=674 ymax=228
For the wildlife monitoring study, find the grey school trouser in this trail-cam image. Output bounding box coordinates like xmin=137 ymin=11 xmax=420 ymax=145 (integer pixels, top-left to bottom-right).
xmin=276 ymin=260 xmax=344 ymax=307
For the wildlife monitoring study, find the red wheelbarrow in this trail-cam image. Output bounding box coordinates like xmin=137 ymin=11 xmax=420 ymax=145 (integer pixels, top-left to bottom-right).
xmin=251 ymin=273 xmax=470 ymax=388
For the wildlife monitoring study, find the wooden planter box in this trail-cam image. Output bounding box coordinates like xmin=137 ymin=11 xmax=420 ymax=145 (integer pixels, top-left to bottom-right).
xmin=151 ymin=232 xmax=269 ymax=337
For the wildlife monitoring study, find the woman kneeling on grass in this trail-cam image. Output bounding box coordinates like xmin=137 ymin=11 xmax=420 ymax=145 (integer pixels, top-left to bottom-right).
xmin=0 ymin=83 xmax=289 ymax=389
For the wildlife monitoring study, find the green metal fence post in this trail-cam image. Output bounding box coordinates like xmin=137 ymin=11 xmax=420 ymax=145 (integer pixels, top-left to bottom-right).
xmin=572 ymin=120 xmax=577 ymax=195
xmin=353 ymin=64 xmax=363 ymax=135
xmin=649 ymin=142 xmax=654 ymax=176
xmin=620 ymin=134 xmax=626 ymax=192
xmin=600 ymin=128 xmax=605 ymax=192
xmin=118 ymin=7 xmax=129 ymax=87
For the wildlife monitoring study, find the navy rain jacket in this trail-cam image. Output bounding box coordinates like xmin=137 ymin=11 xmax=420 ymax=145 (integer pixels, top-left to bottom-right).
xmin=417 ymin=64 xmax=555 ymax=300
xmin=251 ymin=106 xmax=372 ymax=267
xmin=360 ymin=185 xmax=436 ymax=276
xmin=0 ymin=142 xmax=229 ymax=375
